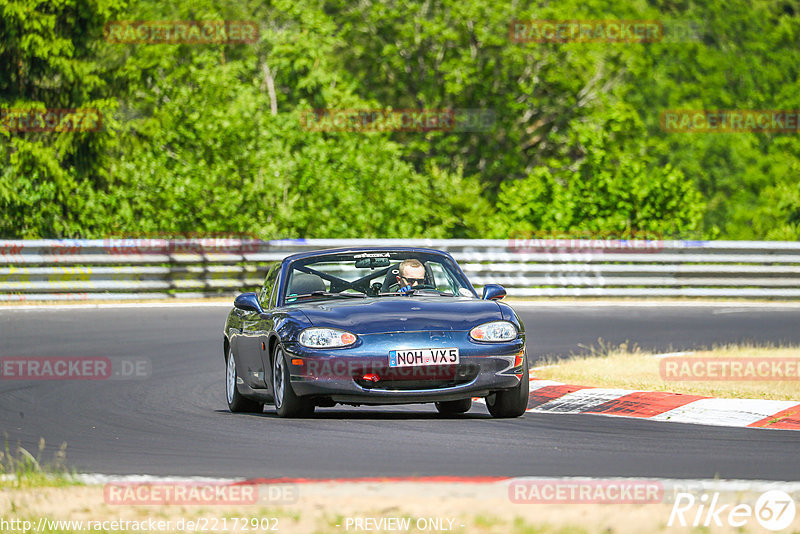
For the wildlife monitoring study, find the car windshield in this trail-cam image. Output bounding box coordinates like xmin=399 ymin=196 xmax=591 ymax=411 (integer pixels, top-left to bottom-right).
xmin=283 ymin=251 xmax=477 ymax=303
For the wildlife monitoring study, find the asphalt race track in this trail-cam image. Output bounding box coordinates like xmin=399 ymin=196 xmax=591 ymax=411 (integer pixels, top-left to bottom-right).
xmin=1 ymin=303 xmax=799 ymax=480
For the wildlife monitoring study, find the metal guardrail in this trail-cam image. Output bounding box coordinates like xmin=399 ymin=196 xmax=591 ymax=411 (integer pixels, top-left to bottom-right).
xmin=1 ymin=238 xmax=800 ymax=300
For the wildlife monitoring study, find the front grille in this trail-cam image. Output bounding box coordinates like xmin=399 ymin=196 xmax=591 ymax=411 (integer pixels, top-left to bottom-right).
xmin=353 ymin=364 xmax=479 ymax=391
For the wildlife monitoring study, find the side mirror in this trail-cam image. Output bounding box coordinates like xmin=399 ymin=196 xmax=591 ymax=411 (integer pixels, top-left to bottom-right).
xmin=481 ymin=284 xmax=507 ymax=301
xmin=234 ymin=292 xmax=263 ymax=313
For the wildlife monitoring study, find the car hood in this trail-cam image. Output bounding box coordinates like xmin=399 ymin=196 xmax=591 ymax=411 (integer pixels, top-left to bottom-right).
xmin=295 ymin=296 xmax=503 ymax=334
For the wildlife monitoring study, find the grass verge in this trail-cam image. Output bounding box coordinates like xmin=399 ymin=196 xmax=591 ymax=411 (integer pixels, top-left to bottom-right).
xmin=1 ymin=437 xmax=78 ymax=489
xmin=533 ymin=343 xmax=800 ymax=400
xmin=2 ymin=482 xmax=792 ymax=534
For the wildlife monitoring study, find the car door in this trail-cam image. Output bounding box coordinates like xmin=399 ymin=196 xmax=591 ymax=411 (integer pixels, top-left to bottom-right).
xmin=258 ymin=271 xmax=283 ymax=393
xmin=238 ymin=263 xmax=279 ymax=389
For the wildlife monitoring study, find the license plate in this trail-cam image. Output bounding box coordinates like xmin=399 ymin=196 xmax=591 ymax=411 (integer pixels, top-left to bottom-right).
xmin=388 ymin=347 xmax=460 ymax=368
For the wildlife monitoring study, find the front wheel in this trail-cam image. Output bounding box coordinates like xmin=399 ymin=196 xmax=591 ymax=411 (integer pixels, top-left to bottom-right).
xmin=226 ymin=347 xmax=264 ymax=413
xmin=272 ymin=346 xmax=315 ymax=418
xmin=486 ymin=354 xmax=529 ymax=418
xmin=435 ymin=398 xmax=472 ymax=415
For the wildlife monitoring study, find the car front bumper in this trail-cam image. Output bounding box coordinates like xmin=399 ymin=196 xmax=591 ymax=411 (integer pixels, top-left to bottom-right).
xmin=283 ymin=330 xmax=525 ymax=404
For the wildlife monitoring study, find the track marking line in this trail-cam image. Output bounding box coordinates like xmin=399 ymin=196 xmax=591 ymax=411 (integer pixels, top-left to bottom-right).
xmin=67 ymin=473 xmax=800 ymax=493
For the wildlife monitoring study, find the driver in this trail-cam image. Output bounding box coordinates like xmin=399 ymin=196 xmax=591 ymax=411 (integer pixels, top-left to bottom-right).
xmin=397 ymin=259 xmax=426 ymax=294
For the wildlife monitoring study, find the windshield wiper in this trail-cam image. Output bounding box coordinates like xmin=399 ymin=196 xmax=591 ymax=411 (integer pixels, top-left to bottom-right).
xmin=288 ymin=290 xmax=367 ymax=300
xmin=376 ymin=289 xmax=452 ymax=297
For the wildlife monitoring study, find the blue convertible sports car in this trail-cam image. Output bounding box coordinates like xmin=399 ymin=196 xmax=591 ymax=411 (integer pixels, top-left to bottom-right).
xmin=222 ymin=247 xmax=528 ymax=418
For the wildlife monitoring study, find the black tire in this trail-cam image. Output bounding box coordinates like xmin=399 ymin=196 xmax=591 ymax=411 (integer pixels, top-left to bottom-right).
xmin=226 ymin=346 xmax=264 ymax=413
xmin=272 ymin=346 xmax=315 ymax=418
xmin=486 ymin=353 xmax=529 ymax=418
xmin=435 ymin=398 xmax=473 ymax=415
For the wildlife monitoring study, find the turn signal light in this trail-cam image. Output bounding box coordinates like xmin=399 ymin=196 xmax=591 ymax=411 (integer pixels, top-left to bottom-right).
xmin=514 ymin=350 xmax=525 ymax=379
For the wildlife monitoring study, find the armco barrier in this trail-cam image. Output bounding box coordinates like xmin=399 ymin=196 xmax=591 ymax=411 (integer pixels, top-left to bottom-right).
xmin=1 ymin=238 xmax=800 ymax=301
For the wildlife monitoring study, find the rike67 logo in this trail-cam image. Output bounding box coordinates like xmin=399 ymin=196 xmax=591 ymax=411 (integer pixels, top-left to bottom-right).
xmin=669 ymin=490 xmax=797 ymax=531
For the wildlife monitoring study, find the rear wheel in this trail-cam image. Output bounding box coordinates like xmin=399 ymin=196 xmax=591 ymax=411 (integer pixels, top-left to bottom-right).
xmin=272 ymin=346 xmax=315 ymax=418
xmin=226 ymin=347 xmax=264 ymax=413
xmin=435 ymin=398 xmax=472 ymax=415
xmin=487 ymin=353 xmax=529 ymax=418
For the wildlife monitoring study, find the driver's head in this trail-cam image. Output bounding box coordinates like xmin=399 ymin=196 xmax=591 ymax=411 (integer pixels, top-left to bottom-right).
xmin=398 ymin=259 xmax=425 ymax=287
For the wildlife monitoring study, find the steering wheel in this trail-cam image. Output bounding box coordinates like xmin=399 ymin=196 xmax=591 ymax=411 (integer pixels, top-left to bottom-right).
xmin=395 ymin=282 xmax=437 ymax=294
xmin=409 ymin=283 xmax=436 ymax=291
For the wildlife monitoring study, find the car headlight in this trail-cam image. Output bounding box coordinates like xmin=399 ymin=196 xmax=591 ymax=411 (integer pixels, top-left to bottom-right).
xmin=298 ymin=328 xmax=358 ymax=348
xmin=469 ymin=321 xmax=517 ymax=342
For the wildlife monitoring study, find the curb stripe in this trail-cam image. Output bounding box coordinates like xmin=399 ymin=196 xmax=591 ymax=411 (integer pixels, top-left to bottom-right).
xmin=527 ymin=384 xmax=592 ymax=409
xmin=528 ymin=378 xmax=564 ymax=390
xmin=748 ymin=405 xmax=800 ymax=429
xmin=584 ymin=391 xmax=709 ymax=418
xmin=531 ymin=388 xmax=635 ymax=414
xmin=525 ymin=379 xmax=799 ymax=431
xmin=650 ymin=398 xmax=800 ymax=427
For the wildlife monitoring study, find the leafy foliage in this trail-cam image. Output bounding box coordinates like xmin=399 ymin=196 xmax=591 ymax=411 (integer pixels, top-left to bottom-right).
xmin=0 ymin=0 xmax=796 ymax=239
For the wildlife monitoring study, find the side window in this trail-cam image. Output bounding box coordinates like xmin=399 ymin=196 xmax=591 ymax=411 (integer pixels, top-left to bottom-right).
xmin=258 ymin=263 xmax=280 ymax=309
xmin=268 ymin=271 xmax=280 ymax=308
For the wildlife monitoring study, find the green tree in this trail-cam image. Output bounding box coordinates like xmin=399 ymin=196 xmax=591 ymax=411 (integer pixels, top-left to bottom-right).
xmin=0 ymin=0 xmax=125 ymax=237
